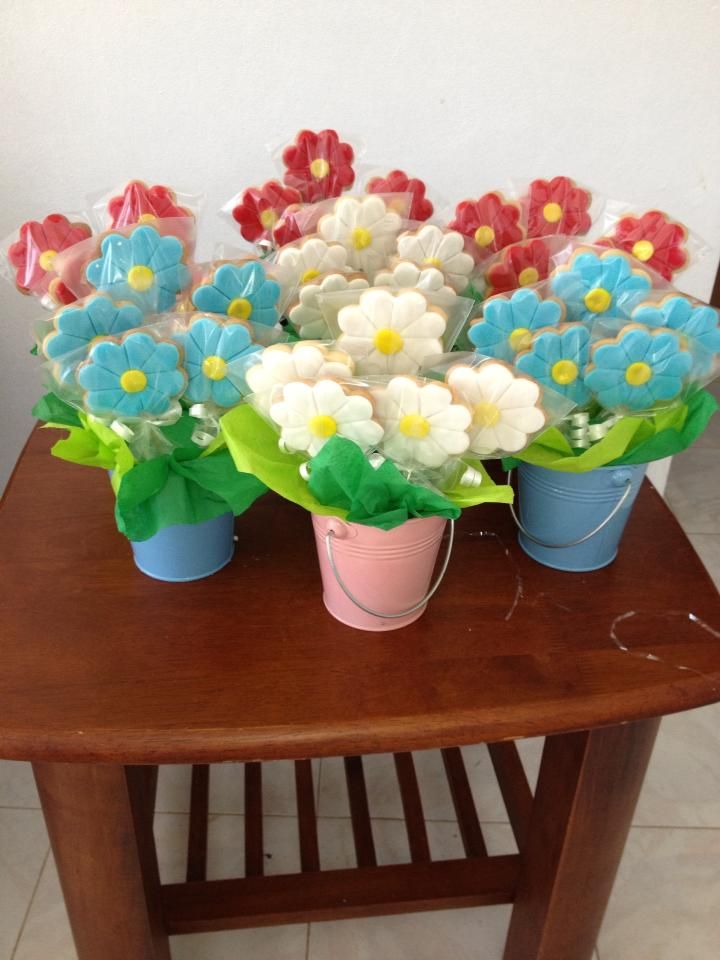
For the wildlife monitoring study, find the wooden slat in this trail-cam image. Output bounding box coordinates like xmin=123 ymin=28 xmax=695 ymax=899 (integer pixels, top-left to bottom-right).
xmin=163 ymin=853 xmax=519 ymax=934
xmin=487 ymin=742 xmax=534 ymax=849
xmin=244 ymin=763 xmax=264 ymax=877
xmin=441 ymin=748 xmax=487 ymax=857
xmin=186 ymin=765 xmax=210 ymax=882
xmin=393 ymin=753 xmax=431 ymax=862
xmin=344 ymin=756 xmax=376 ymax=867
xmin=294 ymin=760 xmax=320 ymax=872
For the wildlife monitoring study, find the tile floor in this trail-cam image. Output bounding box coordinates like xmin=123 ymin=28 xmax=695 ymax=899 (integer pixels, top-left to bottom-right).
xmin=1 ymin=400 xmax=719 ymax=959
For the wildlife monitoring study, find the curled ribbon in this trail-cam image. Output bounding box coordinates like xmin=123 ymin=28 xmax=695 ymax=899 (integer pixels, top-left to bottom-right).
xmin=189 ymin=403 xmax=221 ymax=448
xmin=568 ymin=412 xmax=619 ymax=449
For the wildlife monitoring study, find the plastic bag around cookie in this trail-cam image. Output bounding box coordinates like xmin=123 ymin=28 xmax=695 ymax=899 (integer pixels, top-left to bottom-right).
xmin=220 ymin=179 xmax=303 ymax=250
xmin=88 ymin=180 xmax=203 ymax=235
xmin=509 ymin=174 xmax=605 ymax=241
xmin=268 ymin=127 xmax=365 ymax=205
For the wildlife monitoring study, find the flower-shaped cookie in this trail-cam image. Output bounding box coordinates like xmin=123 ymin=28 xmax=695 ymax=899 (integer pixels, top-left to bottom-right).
xmin=397 ymin=225 xmax=474 ymax=293
xmin=585 ymin=326 xmax=693 ymax=412
xmin=8 ymin=214 xmax=92 ymax=304
xmin=78 ymin=331 xmax=186 ymax=418
xmin=282 ymin=129 xmax=355 ymax=203
xmin=446 ymin=361 xmax=546 ymax=455
xmin=175 ymin=314 xmax=260 ymax=408
xmin=485 ymin=239 xmax=551 ymax=295
xmin=318 ymin=196 xmax=402 ymax=274
xmin=515 ymin=324 xmax=592 ymax=406
xmin=43 ymin=295 xmax=144 ymax=361
xmin=107 ymin=181 xmax=191 ymax=228
xmin=246 ymin=342 xmax=355 ymax=411
xmin=469 ymin=288 xmax=564 ymax=361
xmin=86 ymin=225 xmax=190 ymax=313
xmin=366 ymin=169 xmax=433 ymax=221
xmin=231 ymin=180 xmax=302 ymax=243
xmin=270 ymin=379 xmax=383 ymax=457
xmin=191 ymin=261 xmax=281 ymax=327
xmin=374 ymin=261 xmax=457 ymax=309
xmin=550 ymin=250 xmax=652 ymax=323
xmin=526 ymin=177 xmax=592 ymax=238
xmin=272 ymin=203 xmax=304 ymax=248
xmin=372 ymin=376 xmax=471 ymax=468
xmin=449 ymin=192 xmax=524 ymax=260
xmin=289 ymin=272 xmax=369 ymax=340
xmin=632 ymin=296 xmax=720 ymax=374
xmin=337 ymin=289 xmax=447 ymax=376
xmin=598 ymin=210 xmax=687 ymax=281
xmin=273 ymin=236 xmax=349 ymax=294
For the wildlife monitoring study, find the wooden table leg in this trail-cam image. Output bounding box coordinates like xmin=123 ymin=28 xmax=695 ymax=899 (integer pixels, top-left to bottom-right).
xmin=503 ymin=717 xmax=660 ymax=960
xmin=33 ymin=762 xmax=170 ymax=960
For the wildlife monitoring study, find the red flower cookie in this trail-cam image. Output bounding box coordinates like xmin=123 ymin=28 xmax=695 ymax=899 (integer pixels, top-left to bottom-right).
xmin=526 ymin=176 xmax=592 ymax=237
xmin=598 ymin=210 xmax=688 ymax=281
xmin=448 ymin=192 xmax=524 ymax=261
xmin=232 ymin=180 xmax=302 ymax=243
xmin=282 ymin=129 xmax=355 ymax=203
xmin=485 ymin=239 xmax=551 ymax=295
xmin=366 ymin=169 xmax=433 ymax=221
xmin=7 ymin=214 xmax=92 ymax=303
xmin=107 ymin=181 xmax=191 ymax=228
xmin=272 ymin=203 xmax=305 ymax=248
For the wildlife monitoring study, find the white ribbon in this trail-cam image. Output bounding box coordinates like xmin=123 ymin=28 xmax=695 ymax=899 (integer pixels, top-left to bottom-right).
xmin=567 ymin=412 xmax=619 ymax=449
xmin=189 ymin=403 xmax=221 ymax=448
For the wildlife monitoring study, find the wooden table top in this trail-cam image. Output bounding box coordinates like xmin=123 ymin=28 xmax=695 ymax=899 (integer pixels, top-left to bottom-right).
xmin=1 ymin=426 xmax=719 ymax=765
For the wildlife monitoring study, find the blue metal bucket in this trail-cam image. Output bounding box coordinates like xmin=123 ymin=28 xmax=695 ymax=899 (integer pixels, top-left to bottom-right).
xmin=515 ymin=463 xmax=647 ymax=572
xmin=130 ymin=512 xmax=235 ymax=582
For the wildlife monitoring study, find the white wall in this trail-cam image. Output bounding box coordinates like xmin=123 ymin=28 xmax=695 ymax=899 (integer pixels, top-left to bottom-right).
xmin=1 ymin=0 xmax=719 ymax=491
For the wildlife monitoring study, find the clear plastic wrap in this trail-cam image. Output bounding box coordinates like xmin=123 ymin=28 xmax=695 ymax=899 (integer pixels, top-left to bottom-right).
xmin=221 ymin=179 xmax=303 ymax=247
xmin=1 ymin=212 xmax=93 ymax=308
xmin=187 ymin=258 xmax=291 ymax=337
xmin=269 ymin=128 xmax=363 ymax=204
xmin=89 ymin=180 xmax=202 ymax=233
xmin=287 ymin=272 xmax=369 ymax=340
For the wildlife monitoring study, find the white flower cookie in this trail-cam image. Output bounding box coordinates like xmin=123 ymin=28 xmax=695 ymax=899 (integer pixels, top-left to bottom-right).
xmin=445 ymin=361 xmax=546 ymax=455
xmin=245 ymin=341 xmax=355 ymax=411
xmin=289 ymin=272 xmax=369 ymax=340
xmin=397 ymin=224 xmax=474 ymax=293
xmin=374 ymin=260 xmax=458 ymax=310
xmin=337 ymin=288 xmax=447 ymax=376
xmin=272 ymin=236 xmax=349 ymax=297
xmin=372 ymin=376 xmax=471 ymax=469
xmin=318 ymin=196 xmax=402 ymax=274
xmin=270 ymin=378 xmax=384 ymax=457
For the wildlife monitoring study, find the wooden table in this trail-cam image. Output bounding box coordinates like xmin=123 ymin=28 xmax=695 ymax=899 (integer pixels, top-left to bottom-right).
xmin=2 ymin=427 xmax=720 ymax=960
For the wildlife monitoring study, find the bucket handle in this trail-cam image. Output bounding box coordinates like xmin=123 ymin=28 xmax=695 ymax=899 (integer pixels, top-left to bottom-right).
xmin=506 ymin=470 xmax=635 ymax=550
xmin=325 ymin=519 xmax=455 ymax=620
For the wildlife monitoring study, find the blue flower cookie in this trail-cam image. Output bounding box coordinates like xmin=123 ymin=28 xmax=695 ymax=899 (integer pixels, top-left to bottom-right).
xmin=585 ymin=325 xmax=693 ymax=412
xmin=468 ymin=288 xmax=564 ymax=361
xmin=77 ymin=330 xmax=186 ymax=417
xmin=515 ymin=323 xmax=591 ymax=405
xmin=632 ymin=295 xmax=720 ymax=375
xmin=86 ymin=224 xmax=190 ymax=313
xmin=175 ymin=314 xmax=261 ymax=408
xmin=43 ymin=295 xmax=143 ymax=361
xmin=191 ymin=261 xmax=281 ymax=327
xmin=550 ymin=250 xmax=652 ymax=323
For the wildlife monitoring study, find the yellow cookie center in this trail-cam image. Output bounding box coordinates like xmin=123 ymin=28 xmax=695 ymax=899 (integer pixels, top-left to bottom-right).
xmin=400 ymin=414 xmax=431 ymax=438
xmin=119 ymin=368 xmax=147 ymax=393
xmin=374 ymin=328 xmax=404 ymax=355
xmin=351 ymin=227 xmax=372 ymax=250
xmin=543 ymin=202 xmax=563 ymax=223
xmin=202 ymin=355 xmax=227 ymax=381
xmin=127 ymin=265 xmax=155 ymax=292
xmin=583 ymin=287 xmax=612 ymax=313
xmin=301 ymin=268 xmax=320 ymax=283
xmin=625 ymin=361 xmax=652 ymax=386
xmin=518 ymin=266 xmax=539 ymax=286
xmin=474 ymin=225 xmax=495 ymax=247
xmin=509 ymin=327 xmax=532 ymax=352
xmin=259 ymin=208 xmax=278 ymax=229
xmin=551 ymin=359 xmax=579 ymax=385
xmin=310 ymin=158 xmax=330 ymax=179
xmin=138 ymin=213 xmax=157 ymax=224
xmin=473 ymin=402 xmax=501 ymax=428
xmin=632 ymin=240 xmax=655 ymax=262
xmin=39 ymin=249 xmax=57 ymax=271
xmin=422 ymin=257 xmax=444 ymax=269
xmin=308 ymin=414 xmax=337 ymax=438
xmin=228 ymin=297 xmax=253 ymax=319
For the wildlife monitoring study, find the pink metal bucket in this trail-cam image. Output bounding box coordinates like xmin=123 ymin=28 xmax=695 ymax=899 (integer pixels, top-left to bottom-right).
xmin=311 ymin=514 xmax=454 ymax=632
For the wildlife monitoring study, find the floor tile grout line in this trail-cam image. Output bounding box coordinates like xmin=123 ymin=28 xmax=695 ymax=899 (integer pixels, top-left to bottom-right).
xmin=10 ymin=846 xmax=51 ymax=960
xmin=305 ymin=922 xmax=312 ymax=960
